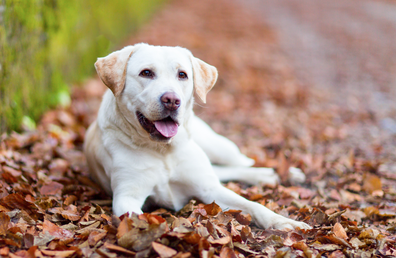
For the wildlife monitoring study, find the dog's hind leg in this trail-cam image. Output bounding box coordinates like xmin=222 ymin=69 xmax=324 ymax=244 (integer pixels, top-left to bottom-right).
xmin=212 ymin=165 xmax=280 ymax=186
xmin=189 ymin=115 xmax=254 ymax=167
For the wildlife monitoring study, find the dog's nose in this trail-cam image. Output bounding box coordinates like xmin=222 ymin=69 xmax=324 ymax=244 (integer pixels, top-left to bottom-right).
xmin=160 ymin=92 xmax=181 ymax=111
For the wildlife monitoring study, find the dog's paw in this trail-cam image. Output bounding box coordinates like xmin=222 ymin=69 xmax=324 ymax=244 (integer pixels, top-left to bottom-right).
xmin=270 ymin=216 xmax=312 ymax=230
xmin=265 ymin=214 xmax=312 ymax=230
xmin=288 ymin=167 xmax=306 ymax=185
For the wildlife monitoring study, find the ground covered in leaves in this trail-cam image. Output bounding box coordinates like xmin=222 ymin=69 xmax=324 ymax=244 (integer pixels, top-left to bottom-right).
xmin=2 ymin=0 xmax=396 ymax=257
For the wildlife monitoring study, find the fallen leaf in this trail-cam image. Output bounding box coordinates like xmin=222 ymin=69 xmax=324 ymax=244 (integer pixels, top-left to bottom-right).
xmin=152 ymin=242 xmax=177 ymax=258
xmin=118 ymin=223 xmax=166 ymax=251
xmin=103 ymin=242 xmax=136 ymax=256
xmin=209 ymin=235 xmax=231 ymax=245
xmin=220 ymin=246 xmax=238 ymax=258
xmin=363 ymin=174 xmax=382 ymax=194
xmin=40 ymin=181 xmax=64 ymax=196
xmin=42 ymin=219 xmax=73 ymax=240
xmin=203 ymin=202 xmax=222 ymax=216
xmin=333 ymin=222 xmax=348 ymax=240
xmin=0 ymin=212 xmax=10 ymax=236
xmin=88 ymin=230 xmax=107 ymax=246
xmin=41 ymin=250 xmax=76 ymax=257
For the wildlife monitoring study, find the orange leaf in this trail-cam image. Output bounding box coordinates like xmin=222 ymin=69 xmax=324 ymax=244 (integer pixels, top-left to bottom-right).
xmin=220 ymin=246 xmax=237 ymax=258
xmin=43 ymin=219 xmax=73 ymax=240
xmin=117 ymin=216 xmax=133 ymax=239
xmin=208 ymin=235 xmax=231 ymax=245
xmin=152 ymin=242 xmax=177 ymax=258
xmin=0 ymin=212 xmax=10 ymax=236
xmin=333 ymin=222 xmax=348 ymax=240
xmin=88 ymin=231 xmax=107 ymax=247
xmin=203 ymin=202 xmax=222 ymax=216
xmin=362 ymin=174 xmax=382 ymax=194
xmin=39 ymin=181 xmax=64 ymax=196
xmin=103 ymin=242 xmax=136 ymax=256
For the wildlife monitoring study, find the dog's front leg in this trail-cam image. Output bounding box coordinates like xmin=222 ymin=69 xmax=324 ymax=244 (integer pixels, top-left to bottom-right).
xmin=111 ymin=169 xmax=157 ymax=216
xmin=106 ymin=148 xmax=164 ymax=217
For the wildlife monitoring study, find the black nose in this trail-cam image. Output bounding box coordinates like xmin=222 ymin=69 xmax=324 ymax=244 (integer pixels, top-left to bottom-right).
xmin=160 ymin=92 xmax=181 ymax=111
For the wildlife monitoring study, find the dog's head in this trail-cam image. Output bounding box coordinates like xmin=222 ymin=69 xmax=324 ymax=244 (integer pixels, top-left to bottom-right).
xmin=95 ymin=43 xmax=218 ymax=143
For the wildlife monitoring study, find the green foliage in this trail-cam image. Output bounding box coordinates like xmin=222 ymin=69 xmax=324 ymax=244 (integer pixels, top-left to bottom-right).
xmin=0 ymin=0 xmax=165 ymax=132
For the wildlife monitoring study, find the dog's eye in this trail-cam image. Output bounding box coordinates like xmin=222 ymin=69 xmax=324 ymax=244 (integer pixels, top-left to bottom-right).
xmin=139 ymin=69 xmax=154 ymax=78
xmin=178 ymin=72 xmax=188 ymax=80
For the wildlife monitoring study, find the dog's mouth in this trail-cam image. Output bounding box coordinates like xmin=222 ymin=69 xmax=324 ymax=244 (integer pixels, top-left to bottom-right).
xmin=137 ymin=111 xmax=179 ymax=141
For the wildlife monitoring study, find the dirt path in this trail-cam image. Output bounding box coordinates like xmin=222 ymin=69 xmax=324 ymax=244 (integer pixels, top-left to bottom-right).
xmin=1 ymin=0 xmax=396 ymax=256
xmin=240 ymin=0 xmax=396 ymax=96
xmin=238 ymin=0 xmax=396 ymax=166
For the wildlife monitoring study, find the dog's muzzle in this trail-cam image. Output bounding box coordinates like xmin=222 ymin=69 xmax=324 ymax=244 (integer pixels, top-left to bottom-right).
xmin=136 ymin=111 xmax=179 ymax=141
xmin=136 ymin=92 xmax=182 ymax=141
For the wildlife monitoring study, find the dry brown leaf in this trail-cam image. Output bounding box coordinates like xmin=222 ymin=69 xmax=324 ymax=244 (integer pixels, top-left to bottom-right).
xmin=333 ymin=222 xmax=348 ymax=240
xmin=292 ymin=242 xmax=313 ymax=258
xmin=42 ymin=219 xmax=73 ymax=240
xmin=362 ymin=174 xmax=382 ymax=194
xmin=0 ymin=193 xmax=38 ymax=219
xmin=203 ymin=202 xmax=222 ymax=216
xmin=209 ymin=235 xmax=231 ymax=245
xmin=183 ymin=232 xmax=201 ymax=245
xmin=220 ymin=246 xmax=238 ymax=258
xmin=0 ymin=212 xmax=10 ymax=236
xmin=103 ymin=242 xmax=136 ymax=256
xmin=116 ymin=216 xmax=133 ymax=239
xmin=118 ymin=223 xmax=166 ymax=251
xmin=39 ymin=181 xmax=64 ymax=196
xmin=358 ymin=228 xmax=381 ymax=240
xmin=0 ymin=247 xmax=9 ymax=256
xmin=61 ymin=205 xmax=81 ymax=221
xmin=139 ymin=213 xmax=166 ymax=225
xmin=63 ymin=195 xmax=78 ymax=206
xmin=152 ymin=242 xmax=177 ymax=258
xmin=88 ymin=231 xmax=107 ymax=246
xmin=329 ymin=250 xmax=345 ymax=258
xmin=41 ymin=250 xmax=76 ymax=257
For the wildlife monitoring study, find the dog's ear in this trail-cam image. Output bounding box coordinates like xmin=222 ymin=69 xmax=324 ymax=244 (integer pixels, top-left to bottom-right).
xmin=191 ymin=57 xmax=218 ymax=103
xmin=94 ymin=46 xmax=136 ymax=96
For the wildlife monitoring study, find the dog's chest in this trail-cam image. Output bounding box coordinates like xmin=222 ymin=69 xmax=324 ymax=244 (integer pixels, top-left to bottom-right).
xmin=150 ymin=150 xmax=190 ymax=210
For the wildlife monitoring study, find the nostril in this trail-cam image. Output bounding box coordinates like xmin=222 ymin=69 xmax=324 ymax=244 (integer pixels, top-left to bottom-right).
xmin=161 ymin=92 xmax=181 ymax=110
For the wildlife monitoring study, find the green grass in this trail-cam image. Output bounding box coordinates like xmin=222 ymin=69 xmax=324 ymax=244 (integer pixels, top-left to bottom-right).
xmin=0 ymin=0 xmax=165 ymax=132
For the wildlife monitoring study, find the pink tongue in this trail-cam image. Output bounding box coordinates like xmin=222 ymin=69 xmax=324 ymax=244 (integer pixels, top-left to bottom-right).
xmin=153 ymin=119 xmax=178 ymax=138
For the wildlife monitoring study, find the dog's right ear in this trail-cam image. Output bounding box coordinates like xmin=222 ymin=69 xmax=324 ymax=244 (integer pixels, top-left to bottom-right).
xmin=94 ymin=45 xmax=136 ymax=96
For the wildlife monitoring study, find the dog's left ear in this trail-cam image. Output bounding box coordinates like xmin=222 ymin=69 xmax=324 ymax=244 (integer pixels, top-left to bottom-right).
xmin=94 ymin=45 xmax=136 ymax=96
xmin=191 ymin=57 xmax=218 ymax=103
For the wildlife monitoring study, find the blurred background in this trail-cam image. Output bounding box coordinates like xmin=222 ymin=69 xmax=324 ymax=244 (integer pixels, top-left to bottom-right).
xmin=0 ymin=0 xmax=164 ymax=132
xmin=1 ymin=0 xmax=396 ymax=176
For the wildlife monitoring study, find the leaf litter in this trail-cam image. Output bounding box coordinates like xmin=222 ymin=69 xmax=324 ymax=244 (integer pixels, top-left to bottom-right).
xmin=2 ymin=0 xmax=396 ymax=257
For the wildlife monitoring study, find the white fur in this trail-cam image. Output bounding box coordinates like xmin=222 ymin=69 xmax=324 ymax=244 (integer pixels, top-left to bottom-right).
xmin=84 ymin=44 xmax=310 ymax=230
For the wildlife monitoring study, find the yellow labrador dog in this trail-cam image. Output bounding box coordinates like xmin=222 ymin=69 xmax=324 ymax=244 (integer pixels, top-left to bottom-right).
xmin=84 ymin=43 xmax=310 ymax=230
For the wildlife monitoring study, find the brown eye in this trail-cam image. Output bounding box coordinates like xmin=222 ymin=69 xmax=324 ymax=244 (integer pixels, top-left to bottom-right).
xmin=139 ymin=69 xmax=154 ymax=78
xmin=179 ymin=72 xmax=188 ymax=80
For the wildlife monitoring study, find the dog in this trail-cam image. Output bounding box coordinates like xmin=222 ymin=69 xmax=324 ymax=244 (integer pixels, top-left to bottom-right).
xmin=84 ymin=43 xmax=311 ymax=230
